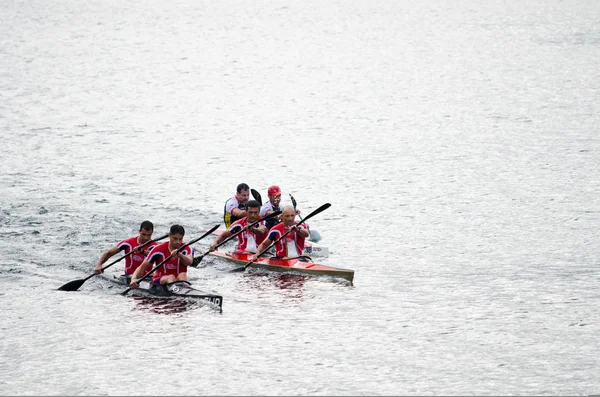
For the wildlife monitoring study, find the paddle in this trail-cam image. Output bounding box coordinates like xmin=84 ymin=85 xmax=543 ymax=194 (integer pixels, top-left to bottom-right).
xmin=251 ymin=188 xmax=263 ymax=206
xmin=57 ymin=233 xmax=169 ymax=292
xmin=120 ymin=224 xmax=220 ymax=296
xmin=232 ymin=203 xmax=331 ymax=272
xmin=289 ymin=194 xmax=301 ymax=220
xmin=289 ymin=194 xmax=322 ymax=243
xmin=191 ymin=210 xmax=282 ymax=268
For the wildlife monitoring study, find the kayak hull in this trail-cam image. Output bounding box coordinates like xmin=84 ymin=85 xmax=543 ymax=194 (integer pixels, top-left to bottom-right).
xmin=99 ymin=273 xmax=223 ymax=311
xmin=208 ymin=251 xmax=354 ymax=284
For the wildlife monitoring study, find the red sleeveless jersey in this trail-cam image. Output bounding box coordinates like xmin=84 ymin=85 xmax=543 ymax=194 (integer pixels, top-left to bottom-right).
xmin=118 ymin=236 xmax=158 ymax=275
xmin=229 ymin=217 xmax=266 ymax=253
xmin=145 ymin=241 xmax=193 ymax=283
xmin=265 ymin=222 xmax=307 ymax=258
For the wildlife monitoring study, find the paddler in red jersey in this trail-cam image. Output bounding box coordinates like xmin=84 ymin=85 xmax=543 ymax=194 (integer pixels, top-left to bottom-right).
xmin=209 ymin=200 xmax=267 ymax=254
xmin=93 ymin=220 xmax=157 ymax=276
xmin=252 ymin=205 xmax=309 ymax=260
xmin=129 ymin=224 xmax=193 ymax=289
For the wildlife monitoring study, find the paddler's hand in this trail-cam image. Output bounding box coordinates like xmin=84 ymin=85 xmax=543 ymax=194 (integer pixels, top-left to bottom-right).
xmin=93 ymin=266 xmax=103 ymax=274
xmin=129 ymin=278 xmax=140 ymax=289
xmin=134 ymin=245 xmax=144 ymax=253
xmin=292 ymin=225 xmax=308 ymax=238
xmin=209 ymin=244 xmax=217 ymax=252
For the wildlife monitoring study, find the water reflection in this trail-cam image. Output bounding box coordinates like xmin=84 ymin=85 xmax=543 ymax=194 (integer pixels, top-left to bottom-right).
xmin=242 ymin=272 xmax=308 ymax=299
xmin=130 ymin=295 xmax=217 ymax=315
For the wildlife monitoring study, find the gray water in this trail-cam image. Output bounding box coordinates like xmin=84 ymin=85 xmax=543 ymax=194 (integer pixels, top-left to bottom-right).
xmin=1 ymin=0 xmax=599 ymax=395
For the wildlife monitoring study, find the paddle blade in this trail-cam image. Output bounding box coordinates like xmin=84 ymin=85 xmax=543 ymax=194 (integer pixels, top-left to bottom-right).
xmin=251 ymin=188 xmax=262 ymax=206
xmin=289 ymin=194 xmax=297 ymax=209
xmin=57 ymin=278 xmax=85 ymax=292
xmin=191 ymin=253 xmax=206 ymax=268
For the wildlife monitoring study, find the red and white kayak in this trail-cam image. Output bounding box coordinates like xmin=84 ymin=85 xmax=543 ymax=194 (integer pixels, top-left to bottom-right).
xmin=208 ymin=251 xmax=354 ymax=284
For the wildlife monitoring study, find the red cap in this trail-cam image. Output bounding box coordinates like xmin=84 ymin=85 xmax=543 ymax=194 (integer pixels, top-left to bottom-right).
xmin=267 ymin=185 xmax=281 ymax=196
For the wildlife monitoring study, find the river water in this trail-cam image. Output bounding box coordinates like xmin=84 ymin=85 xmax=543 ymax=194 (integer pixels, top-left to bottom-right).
xmin=1 ymin=0 xmax=599 ymax=395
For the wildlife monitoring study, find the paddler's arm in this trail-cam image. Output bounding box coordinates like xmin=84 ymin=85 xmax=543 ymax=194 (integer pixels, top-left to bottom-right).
xmin=231 ymin=207 xmax=247 ymax=219
xmin=293 ymin=224 xmax=309 ymax=239
xmin=251 ymin=223 xmax=267 ymax=236
xmin=94 ymin=246 xmax=121 ymax=274
xmin=209 ymin=228 xmax=235 ymax=252
xmin=251 ymin=237 xmax=273 ymax=262
xmin=129 ymin=258 xmax=151 ymax=289
xmin=175 ymin=249 xmax=193 ymax=267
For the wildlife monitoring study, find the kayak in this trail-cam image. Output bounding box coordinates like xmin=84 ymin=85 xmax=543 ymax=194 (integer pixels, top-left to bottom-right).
xmin=99 ymin=272 xmax=223 ymax=312
xmin=207 ymin=228 xmax=329 ymax=257
xmin=207 ymin=251 xmax=354 ymax=284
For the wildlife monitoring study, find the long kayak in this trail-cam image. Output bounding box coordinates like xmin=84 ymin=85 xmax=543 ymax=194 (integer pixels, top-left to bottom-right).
xmin=99 ymin=272 xmax=223 ymax=312
xmin=207 ymin=228 xmax=329 ymax=257
xmin=208 ymin=251 xmax=354 ymax=284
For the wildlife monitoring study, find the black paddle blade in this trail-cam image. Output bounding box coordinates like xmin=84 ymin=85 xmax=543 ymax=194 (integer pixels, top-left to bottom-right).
xmin=251 ymin=188 xmax=263 ymax=206
xmin=191 ymin=254 xmax=206 ymax=268
xmin=57 ymin=278 xmax=85 ymax=292
xmin=289 ymin=194 xmax=297 ymax=209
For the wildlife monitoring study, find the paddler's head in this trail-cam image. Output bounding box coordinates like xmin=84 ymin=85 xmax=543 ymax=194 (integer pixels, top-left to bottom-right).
xmin=236 ymin=183 xmax=250 ymax=205
xmin=168 ymin=224 xmax=185 ymax=249
xmin=138 ymin=220 xmax=154 ymax=244
xmin=246 ymin=200 xmax=261 ymax=223
xmin=267 ymin=185 xmax=282 ymax=206
xmin=281 ymin=205 xmax=297 ymax=228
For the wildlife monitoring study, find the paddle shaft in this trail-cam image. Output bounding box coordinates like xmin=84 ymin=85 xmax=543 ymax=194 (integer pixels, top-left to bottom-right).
xmin=57 ymin=233 xmax=169 ymax=291
xmin=289 ymin=193 xmax=322 ymax=242
xmin=289 ymin=194 xmax=305 ymax=222
xmin=121 ymin=224 xmax=220 ymax=295
xmin=192 ymin=210 xmax=282 ymax=267
xmin=242 ymin=203 xmax=331 ymax=270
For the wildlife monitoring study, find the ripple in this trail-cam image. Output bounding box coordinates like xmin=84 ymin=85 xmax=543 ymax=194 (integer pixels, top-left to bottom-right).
xmin=1 ymin=0 xmax=599 ymax=395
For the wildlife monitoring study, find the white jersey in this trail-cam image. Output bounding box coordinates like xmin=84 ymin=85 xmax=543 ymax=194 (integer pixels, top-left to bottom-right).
xmin=260 ymin=201 xmax=280 ymax=217
xmin=260 ymin=195 xmax=294 ymax=217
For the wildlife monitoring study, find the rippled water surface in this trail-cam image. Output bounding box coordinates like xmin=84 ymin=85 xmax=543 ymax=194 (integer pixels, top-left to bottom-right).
xmin=1 ymin=0 xmax=599 ymax=395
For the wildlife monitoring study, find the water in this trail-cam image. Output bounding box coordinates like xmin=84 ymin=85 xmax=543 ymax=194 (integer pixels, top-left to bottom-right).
xmin=1 ymin=0 xmax=599 ymax=395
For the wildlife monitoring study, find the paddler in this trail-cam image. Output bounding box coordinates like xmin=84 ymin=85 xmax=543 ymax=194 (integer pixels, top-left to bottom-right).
xmin=129 ymin=225 xmax=193 ymax=289
xmin=251 ymin=205 xmax=310 ymax=260
xmin=93 ymin=220 xmax=157 ymax=276
xmin=209 ymin=200 xmax=267 ymax=254
xmin=223 ymin=182 xmax=250 ymax=228
xmin=259 ymin=185 xmax=301 ymax=230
